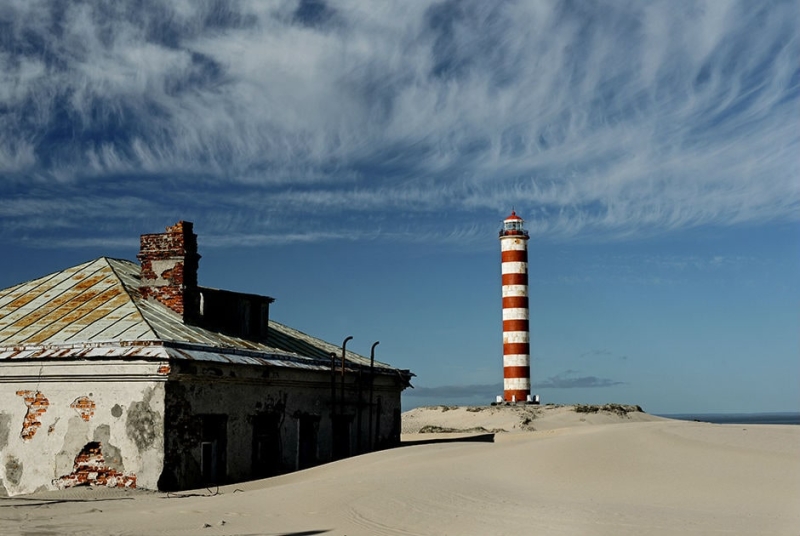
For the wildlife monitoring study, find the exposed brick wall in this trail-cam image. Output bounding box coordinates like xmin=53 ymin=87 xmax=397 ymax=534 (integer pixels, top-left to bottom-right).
xmin=16 ymin=390 xmax=49 ymax=441
xmin=55 ymin=442 xmax=137 ymax=490
xmin=70 ymin=396 xmax=96 ymax=421
xmin=137 ymin=221 xmax=201 ymax=321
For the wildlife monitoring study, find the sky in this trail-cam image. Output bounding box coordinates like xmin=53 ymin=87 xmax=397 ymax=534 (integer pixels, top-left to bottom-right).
xmin=0 ymin=0 xmax=798 ymax=415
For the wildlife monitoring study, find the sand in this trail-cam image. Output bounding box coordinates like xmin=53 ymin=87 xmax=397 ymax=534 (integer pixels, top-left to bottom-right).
xmin=1 ymin=404 xmax=798 ymax=536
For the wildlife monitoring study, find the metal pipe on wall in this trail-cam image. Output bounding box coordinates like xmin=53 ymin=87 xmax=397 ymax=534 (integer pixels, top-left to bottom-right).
xmin=356 ymin=368 xmax=363 ymax=453
xmin=329 ymin=352 xmax=337 ymax=413
xmin=339 ymin=336 xmax=353 ymax=416
xmin=329 ymin=351 xmax=337 ymax=457
xmin=368 ymin=341 xmax=379 ymax=450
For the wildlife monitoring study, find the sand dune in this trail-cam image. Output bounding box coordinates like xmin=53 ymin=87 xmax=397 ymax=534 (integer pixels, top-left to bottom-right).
xmin=1 ymin=405 xmax=798 ymax=536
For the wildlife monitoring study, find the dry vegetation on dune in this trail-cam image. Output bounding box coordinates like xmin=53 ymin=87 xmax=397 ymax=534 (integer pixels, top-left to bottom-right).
xmin=403 ymin=403 xmax=653 ymax=434
xmin=573 ymin=403 xmax=644 ymax=415
xmin=418 ymin=425 xmax=508 ymax=434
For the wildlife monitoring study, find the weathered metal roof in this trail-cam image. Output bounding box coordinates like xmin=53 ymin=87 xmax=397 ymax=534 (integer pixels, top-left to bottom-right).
xmin=0 ymin=257 xmax=409 ymax=378
xmin=0 ymin=258 xmax=157 ymax=346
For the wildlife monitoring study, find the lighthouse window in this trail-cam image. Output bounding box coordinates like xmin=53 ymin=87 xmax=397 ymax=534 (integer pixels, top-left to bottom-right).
xmin=505 ymin=221 xmax=521 ymax=231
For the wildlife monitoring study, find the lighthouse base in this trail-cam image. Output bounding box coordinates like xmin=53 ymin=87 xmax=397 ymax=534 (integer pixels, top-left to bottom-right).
xmin=493 ymin=394 xmax=540 ymax=405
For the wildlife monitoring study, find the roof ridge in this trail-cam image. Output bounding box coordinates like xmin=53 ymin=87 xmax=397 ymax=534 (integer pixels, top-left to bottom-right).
xmin=103 ymin=257 xmax=160 ymax=341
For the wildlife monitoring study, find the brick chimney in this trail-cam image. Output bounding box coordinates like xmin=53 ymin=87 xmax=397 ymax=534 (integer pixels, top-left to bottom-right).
xmin=137 ymin=221 xmax=201 ymax=322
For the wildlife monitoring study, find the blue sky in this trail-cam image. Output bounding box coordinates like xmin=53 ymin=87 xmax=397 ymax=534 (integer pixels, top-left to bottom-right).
xmin=0 ymin=0 xmax=797 ymax=414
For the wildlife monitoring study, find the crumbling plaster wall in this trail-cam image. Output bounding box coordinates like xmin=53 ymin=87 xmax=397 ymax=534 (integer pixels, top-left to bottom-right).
xmin=0 ymin=361 xmax=166 ymax=496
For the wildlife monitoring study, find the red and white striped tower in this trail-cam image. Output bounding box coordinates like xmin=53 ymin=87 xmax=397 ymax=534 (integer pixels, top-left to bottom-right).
xmin=499 ymin=210 xmax=530 ymax=402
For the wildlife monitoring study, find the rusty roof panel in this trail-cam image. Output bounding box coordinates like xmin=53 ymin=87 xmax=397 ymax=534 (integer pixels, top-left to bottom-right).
xmin=90 ymin=310 xmax=147 ymax=341
xmin=0 ymin=258 xmax=156 ymax=347
xmin=0 ymin=263 xmax=82 ymax=311
xmin=0 ymin=263 xmax=109 ymax=340
xmin=47 ymin=288 xmax=154 ymax=343
xmin=0 ymin=262 xmax=103 ymax=325
xmin=62 ymin=295 xmax=137 ymax=342
xmin=21 ymin=287 xmax=127 ymax=344
xmin=1 ymin=274 xmax=111 ymax=334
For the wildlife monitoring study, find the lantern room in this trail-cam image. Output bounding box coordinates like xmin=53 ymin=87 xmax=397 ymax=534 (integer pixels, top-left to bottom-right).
xmin=500 ymin=210 xmax=529 ymax=237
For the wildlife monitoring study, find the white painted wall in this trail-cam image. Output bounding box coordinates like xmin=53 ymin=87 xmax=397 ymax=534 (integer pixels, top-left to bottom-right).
xmin=0 ymin=360 xmax=167 ymax=496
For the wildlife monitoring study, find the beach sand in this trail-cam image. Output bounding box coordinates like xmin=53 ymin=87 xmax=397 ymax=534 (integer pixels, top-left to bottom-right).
xmin=2 ymin=404 xmax=798 ymax=536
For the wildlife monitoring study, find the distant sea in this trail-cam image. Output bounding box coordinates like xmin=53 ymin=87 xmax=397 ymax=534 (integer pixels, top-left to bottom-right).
xmin=659 ymin=412 xmax=800 ymax=425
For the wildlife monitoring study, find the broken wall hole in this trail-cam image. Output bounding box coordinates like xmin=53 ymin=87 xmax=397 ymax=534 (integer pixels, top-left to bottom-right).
xmin=54 ymin=441 xmax=136 ymax=490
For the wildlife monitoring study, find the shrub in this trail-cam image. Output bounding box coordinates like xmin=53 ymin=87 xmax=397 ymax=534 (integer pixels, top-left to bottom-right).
xmin=418 ymin=425 xmax=506 ymax=434
xmin=573 ymin=404 xmax=644 ymax=416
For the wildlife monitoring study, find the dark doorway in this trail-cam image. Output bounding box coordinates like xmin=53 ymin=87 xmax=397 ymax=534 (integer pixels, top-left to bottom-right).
xmin=331 ymin=415 xmax=351 ymax=460
xmin=297 ymin=414 xmax=320 ymax=470
xmin=200 ymin=414 xmax=227 ymax=485
xmin=252 ymin=412 xmax=282 ymax=478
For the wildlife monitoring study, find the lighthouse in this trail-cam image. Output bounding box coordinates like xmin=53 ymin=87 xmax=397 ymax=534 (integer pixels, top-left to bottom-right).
xmin=499 ymin=210 xmax=531 ymax=402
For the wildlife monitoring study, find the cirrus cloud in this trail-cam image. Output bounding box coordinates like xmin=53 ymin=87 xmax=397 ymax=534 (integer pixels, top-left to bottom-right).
xmin=0 ymin=0 xmax=797 ymax=246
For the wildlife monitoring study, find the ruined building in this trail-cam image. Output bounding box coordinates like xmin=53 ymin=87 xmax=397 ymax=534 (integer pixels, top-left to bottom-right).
xmin=0 ymin=222 xmax=413 ymax=496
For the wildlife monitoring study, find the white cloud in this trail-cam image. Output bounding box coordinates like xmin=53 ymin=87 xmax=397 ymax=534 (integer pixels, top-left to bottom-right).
xmin=0 ymin=0 xmax=797 ymax=245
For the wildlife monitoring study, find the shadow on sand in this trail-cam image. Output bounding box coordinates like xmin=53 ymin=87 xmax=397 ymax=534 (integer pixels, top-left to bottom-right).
xmin=276 ymin=531 xmax=331 ymax=536
xmin=400 ymin=433 xmax=495 ymax=446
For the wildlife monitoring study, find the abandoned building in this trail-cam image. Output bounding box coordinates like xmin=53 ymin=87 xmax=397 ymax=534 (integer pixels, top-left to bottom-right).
xmin=0 ymin=221 xmax=413 ymax=496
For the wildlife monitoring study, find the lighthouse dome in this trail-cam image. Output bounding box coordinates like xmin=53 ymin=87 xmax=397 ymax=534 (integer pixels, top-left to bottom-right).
xmin=500 ymin=210 xmax=528 ymax=237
